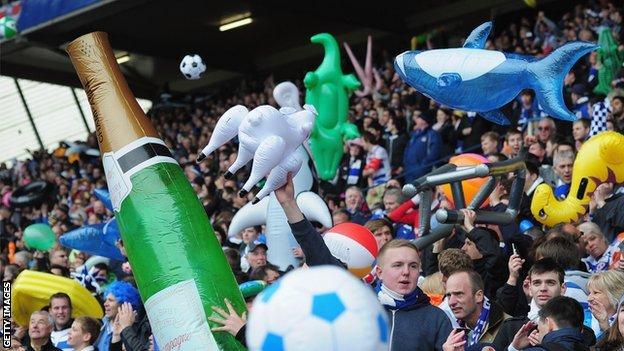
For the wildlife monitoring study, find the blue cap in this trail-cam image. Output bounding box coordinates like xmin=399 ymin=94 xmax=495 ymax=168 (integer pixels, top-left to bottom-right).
xmin=519 ymin=220 xmax=535 ymax=234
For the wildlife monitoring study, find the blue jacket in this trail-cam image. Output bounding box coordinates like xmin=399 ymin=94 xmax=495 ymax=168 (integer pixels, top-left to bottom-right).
xmin=387 ymin=288 xmax=452 ymax=351
xmin=523 ymin=327 xmax=588 ymax=351
xmin=403 ymin=128 xmax=442 ymax=183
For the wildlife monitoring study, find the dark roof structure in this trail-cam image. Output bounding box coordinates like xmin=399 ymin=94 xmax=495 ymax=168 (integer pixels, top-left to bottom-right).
xmin=1 ymin=0 xmax=558 ymax=99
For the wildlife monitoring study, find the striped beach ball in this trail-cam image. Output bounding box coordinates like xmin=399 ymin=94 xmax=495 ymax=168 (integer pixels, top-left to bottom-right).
xmin=323 ymin=223 xmax=378 ymax=278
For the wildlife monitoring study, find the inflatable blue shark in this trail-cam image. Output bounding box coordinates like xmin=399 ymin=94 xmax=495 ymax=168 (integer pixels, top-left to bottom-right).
xmin=60 ymin=188 xmax=124 ymax=260
xmin=394 ymin=22 xmax=598 ymax=125
xmin=60 ymin=218 xmax=124 ymax=261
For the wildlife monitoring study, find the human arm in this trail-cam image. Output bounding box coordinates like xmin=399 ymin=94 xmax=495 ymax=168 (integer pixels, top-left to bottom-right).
xmin=387 ymin=198 xmax=419 ymax=224
xmin=275 ymin=174 xmax=342 ymax=267
xmin=589 ymin=298 xmax=612 ymax=332
xmin=511 ymin=321 xmax=538 ymax=350
xmin=506 ymin=254 xmax=525 ymax=287
xmin=459 ymin=209 xmax=476 ymax=233
xmin=118 ymin=303 xmax=151 ymax=351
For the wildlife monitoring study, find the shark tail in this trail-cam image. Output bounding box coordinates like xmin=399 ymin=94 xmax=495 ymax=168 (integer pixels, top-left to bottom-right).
xmin=528 ymin=41 xmax=598 ymax=121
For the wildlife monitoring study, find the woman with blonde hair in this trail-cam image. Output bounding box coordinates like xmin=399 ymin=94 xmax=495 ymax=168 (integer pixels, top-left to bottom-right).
xmin=595 ymin=294 xmax=624 ymax=351
xmin=587 ymin=270 xmax=624 ymax=338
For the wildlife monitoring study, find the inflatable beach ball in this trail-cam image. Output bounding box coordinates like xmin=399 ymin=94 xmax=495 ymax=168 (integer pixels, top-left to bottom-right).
xmin=179 ymin=54 xmax=206 ymax=80
xmin=323 ymin=222 xmax=378 ymax=278
xmin=247 ymin=265 xmax=389 ymax=351
xmin=0 ymin=15 xmax=17 ymax=40
xmin=441 ymin=153 xmax=490 ymax=208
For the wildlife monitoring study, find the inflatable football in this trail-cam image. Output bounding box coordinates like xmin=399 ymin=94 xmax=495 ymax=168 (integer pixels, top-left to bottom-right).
xmin=247 ymin=265 xmax=389 ymax=350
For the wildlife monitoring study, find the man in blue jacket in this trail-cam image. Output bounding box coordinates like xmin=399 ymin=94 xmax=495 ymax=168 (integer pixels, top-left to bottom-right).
xmin=509 ymin=296 xmax=588 ymax=351
xmin=403 ymin=112 xmax=442 ymax=183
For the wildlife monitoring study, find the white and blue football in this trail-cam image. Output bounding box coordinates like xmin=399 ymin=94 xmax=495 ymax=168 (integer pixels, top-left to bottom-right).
xmin=179 ymin=54 xmax=206 ymax=80
xmin=246 ymin=265 xmax=389 ymax=351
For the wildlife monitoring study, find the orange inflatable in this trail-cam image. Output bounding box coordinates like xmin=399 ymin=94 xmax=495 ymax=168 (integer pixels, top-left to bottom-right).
xmin=441 ymin=153 xmax=489 ymax=208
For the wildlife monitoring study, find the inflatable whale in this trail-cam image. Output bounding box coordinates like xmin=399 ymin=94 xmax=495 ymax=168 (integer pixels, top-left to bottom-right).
xmin=394 ymin=22 xmax=598 ymax=125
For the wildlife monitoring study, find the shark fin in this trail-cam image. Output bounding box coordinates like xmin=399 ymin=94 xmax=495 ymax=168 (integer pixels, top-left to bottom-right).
xmin=437 ymin=73 xmax=462 ymax=88
xmin=463 ymin=22 xmax=492 ymax=49
xmin=479 ymin=109 xmax=511 ymax=125
xmin=528 ymin=41 xmax=598 ymax=122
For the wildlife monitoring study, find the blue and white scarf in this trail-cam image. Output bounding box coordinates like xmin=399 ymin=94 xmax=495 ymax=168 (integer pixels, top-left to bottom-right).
xmin=347 ymin=158 xmax=362 ymax=185
xmin=375 ymin=282 xmax=420 ymax=310
xmin=582 ymin=245 xmax=616 ymax=273
xmin=458 ymin=296 xmax=491 ymax=346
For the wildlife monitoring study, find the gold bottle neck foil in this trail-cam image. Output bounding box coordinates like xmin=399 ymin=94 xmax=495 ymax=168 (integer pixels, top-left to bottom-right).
xmin=66 ymin=31 xmax=159 ymax=154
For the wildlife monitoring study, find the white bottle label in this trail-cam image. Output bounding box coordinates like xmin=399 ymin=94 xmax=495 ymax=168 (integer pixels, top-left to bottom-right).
xmin=145 ymin=279 xmax=220 ymax=351
xmin=102 ymin=152 xmax=131 ymax=212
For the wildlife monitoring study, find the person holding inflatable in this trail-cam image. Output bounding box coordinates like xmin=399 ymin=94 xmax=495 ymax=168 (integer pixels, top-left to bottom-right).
xmin=274 ymin=173 xmax=452 ymax=350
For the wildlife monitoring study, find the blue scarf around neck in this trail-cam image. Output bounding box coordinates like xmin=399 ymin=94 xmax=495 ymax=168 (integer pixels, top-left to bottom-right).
xmin=375 ymin=281 xmax=420 ymax=310
xmin=458 ymin=296 xmax=491 ymax=346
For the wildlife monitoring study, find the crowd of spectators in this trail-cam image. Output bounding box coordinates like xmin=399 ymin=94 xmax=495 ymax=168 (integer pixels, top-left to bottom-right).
xmin=3 ymin=1 xmax=624 ymax=350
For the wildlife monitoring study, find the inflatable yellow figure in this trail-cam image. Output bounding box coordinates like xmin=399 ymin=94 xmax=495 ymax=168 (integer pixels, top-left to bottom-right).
xmin=531 ymin=131 xmax=624 ymax=227
xmin=12 ymin=270 xmax=103 ymax=326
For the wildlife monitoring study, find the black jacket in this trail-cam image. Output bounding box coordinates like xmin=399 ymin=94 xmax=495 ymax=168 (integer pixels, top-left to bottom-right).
xmin=489 ymin=303 xmax=596 ymax=349
xmin=496 ymin=282 xmax=530 ymax=318
xmin=109 ymin=309 xmax=151 ymax=351
xmin=289 ymin=218 xmax=343 ymax=267
xmin=467 ymin=227 xmax=509 ymax=298
xmin=491 ymin=316 xmax=527 ymax=350
xmin=592 ymin=193 xmax=624 ymax=244
xmin=383 ymin=132 xmax=408 ymax=170
xmin=25 ymin=339 xmax=62 ymax=351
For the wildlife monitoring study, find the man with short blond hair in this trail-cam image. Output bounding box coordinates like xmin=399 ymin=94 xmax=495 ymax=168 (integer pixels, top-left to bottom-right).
xmin=376 ymin=239 xmax=452 ymax=350
xmin=481 ymin=132 xmax=500 ymax=156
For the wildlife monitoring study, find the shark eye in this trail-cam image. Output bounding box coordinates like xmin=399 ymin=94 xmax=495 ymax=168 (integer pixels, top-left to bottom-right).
xmin=539 ymin=209 xmax=547 ymax=219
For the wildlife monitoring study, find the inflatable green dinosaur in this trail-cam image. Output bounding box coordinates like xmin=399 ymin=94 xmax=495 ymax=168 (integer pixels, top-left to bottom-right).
xmin=594 ymin=28 xmax=624 ymax=96
xmin=304 ymin=33 xmax=361 ymax=180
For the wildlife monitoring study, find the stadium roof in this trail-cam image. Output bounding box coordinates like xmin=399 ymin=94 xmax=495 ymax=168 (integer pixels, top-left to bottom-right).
xmin=0 ymin=0 xmax=558 ymax=100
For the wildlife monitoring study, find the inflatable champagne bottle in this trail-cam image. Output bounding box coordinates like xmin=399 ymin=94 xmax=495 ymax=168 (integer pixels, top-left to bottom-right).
xmin=66 ymin=32 xmax=246 ymax=351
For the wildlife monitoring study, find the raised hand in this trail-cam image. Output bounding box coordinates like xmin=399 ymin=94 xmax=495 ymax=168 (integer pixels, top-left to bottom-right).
xmin=512 ymin=321 xmax=538 ymax=350
xmin=209 ymin=298 xmax=247 ymax=337
xmin=507 ymin=254 xmax=525 ymax=286
xmin=443 ymin=329 xmax=466 ymax=351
